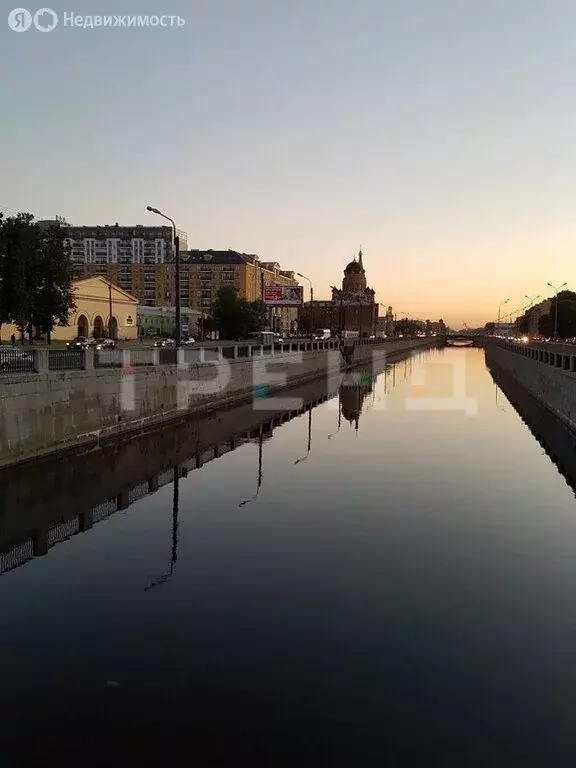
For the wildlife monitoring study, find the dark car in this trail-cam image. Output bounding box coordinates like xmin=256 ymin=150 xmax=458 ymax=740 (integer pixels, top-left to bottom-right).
xmin=67 ymin=336 xmax=90 ymax=349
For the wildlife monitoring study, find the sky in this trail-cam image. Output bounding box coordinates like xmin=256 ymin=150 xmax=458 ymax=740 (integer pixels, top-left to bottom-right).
xmin=2 ymin=0 xmax=576 ymax=328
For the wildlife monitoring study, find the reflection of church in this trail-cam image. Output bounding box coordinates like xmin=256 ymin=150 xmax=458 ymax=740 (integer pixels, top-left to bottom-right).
xmin=339 ymin=375 xmax=374 ymax=431
xmin=298 ymin=250 xmax=379 ymax=337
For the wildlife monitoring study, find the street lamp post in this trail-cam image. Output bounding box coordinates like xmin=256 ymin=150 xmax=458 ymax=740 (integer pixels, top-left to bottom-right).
xmin=547 ymin=282 xmax=567 ymax=341
xmin=497 ymin=298 xmax=510 ymax=334
xmin=147 ymin=206 xmax=181 ymax=348
xmin=108 ymin=282 xmax=113 ymax=339
xmin=297 ymin=273 xmax=314 ymax=339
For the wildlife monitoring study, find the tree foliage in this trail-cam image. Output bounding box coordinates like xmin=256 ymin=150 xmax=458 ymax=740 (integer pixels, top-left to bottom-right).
xmin=211 ymin=286 xmax=263 ymax=339
xmin=0 ymin=213 xmax=76 ymax=343
xmin=395 ymin=318 xmax=425 ymax=336
xmin=537 ymin=291 xmax=576 ymax=339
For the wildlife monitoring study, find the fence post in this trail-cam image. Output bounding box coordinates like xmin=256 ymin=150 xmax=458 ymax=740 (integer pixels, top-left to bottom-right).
xmin=33 ymin=349 xmax=49 ymax=374
xmin=83 ymin=348 xmax=95 ymax=371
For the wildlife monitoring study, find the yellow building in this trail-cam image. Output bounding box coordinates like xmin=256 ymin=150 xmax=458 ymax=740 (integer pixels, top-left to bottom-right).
xmin=74 ymin=252 xmax=301 ymax=334
xmin=2 ymin=277 xmax=138 ymax=342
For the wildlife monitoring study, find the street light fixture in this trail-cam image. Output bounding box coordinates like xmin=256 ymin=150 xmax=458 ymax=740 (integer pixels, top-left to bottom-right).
xmin=497 ymin=298 xmax=510 ymax=329
xmin=147 ymin=205 xmax=181 ymax=348
xmin=547 ymin=282 xmax=568 ymax=341
xmin=297 ymin=273 xmax=314 ymax=339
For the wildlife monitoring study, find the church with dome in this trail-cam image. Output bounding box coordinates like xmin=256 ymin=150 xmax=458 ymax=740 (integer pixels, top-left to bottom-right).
xmin=297 ymin=249 xmax=379 ymax=337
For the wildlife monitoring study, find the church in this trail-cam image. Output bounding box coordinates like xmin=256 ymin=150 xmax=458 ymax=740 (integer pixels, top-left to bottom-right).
xmin=298 ymin=250 xmax=379 ymax=337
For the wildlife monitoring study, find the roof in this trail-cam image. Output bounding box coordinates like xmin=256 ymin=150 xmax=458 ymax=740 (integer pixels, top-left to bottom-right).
xmin=73 ymin=276 xmax=138 ymax=303
xmin=344 ymin=260 xmax=363 ymax=274
xmin=181 ymin=249 xmax=253 ymax=265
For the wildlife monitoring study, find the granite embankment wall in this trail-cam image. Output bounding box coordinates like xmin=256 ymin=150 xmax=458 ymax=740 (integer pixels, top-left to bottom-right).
xmin=485 ymin=339 xmax=576 ymax=435
xmin=0 ymin=337 xmax=434 ymax=466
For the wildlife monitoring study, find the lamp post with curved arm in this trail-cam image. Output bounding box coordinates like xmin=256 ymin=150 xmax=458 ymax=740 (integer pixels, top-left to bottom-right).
xmin=547 ymin=282 xmax=567 ymax=341
xmin=297 ymin=273 xmax=314 ymax=340
xmin=147 ymin=205 xmax=181 ymax=348
xmin=497 ymin=298 xmax=510 ymax=331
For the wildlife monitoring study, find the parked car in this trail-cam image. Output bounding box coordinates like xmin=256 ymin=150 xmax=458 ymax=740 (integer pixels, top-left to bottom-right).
xmin=67 ymin=336 xmax=90 ymax=349
xmin=94 ymin=338 xmax=116 ymax=350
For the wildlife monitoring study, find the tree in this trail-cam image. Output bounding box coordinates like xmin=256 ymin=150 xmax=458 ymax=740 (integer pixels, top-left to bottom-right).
xmin=31 ymin=224 xmax=76 ymax=343
xmin=395 ymin=318 xmax=424 ymax=337
xmin=0 ymin=213 xmax=76 ymax=343
xmin=517 ymin=314 xmax=529 ymax=334
xmin=0 ymin=212 xmax=35 ymax=342
xmin=538 ymin=290 xmax=576 ymax=339
xmin=211 ymin=286 xmax=263 ymax=339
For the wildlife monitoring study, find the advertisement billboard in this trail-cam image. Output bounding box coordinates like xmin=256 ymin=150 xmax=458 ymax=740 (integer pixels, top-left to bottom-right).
xmin=263 ymin=286 xmax=303 ymax=306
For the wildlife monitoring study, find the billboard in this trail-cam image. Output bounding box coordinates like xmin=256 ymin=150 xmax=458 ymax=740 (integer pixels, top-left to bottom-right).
xmin=263 ymin=286 xmax=303 ymax=306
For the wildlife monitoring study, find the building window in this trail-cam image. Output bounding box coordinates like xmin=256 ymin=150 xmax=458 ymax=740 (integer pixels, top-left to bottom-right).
xmin=83 ymin=238 xmax=96 ymax=264
xmin=131 ymin=238 xmax=144 ymax=264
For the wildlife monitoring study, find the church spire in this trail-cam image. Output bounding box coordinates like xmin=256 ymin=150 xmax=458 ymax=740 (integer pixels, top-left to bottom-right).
xmin=358 ymin=246 xmax=363 ymax=269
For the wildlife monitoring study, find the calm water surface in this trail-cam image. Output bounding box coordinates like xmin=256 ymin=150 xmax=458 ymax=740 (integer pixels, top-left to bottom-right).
xmin=1 ymin=347 xmax=576 ymax=764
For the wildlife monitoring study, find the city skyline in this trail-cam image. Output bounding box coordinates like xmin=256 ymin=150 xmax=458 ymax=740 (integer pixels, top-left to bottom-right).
xmin=3 ymin=0 xmax=576 ymax=327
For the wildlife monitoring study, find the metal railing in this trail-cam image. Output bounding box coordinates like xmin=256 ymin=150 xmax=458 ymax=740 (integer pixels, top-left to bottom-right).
xmin=0 ymin=337 xmax=353 ymax=377
xmin=48 ymin=348 xmax=84 ymax=371
xmin=159 ymin=348 xmax=177 ymax=365
xmin=0 ymin=348 xmax=35 ymax=374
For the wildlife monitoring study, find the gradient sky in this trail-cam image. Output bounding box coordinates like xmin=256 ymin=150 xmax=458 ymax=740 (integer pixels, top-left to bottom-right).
xmin=2 ymin=0 xmax=576 ymax=327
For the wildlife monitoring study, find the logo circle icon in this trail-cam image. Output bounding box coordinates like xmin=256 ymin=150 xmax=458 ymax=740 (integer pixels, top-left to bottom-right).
xmin=33 ymin=7 xmax=57 ymax=31
xmin=8 ymin=7 xmax=32 ymax=31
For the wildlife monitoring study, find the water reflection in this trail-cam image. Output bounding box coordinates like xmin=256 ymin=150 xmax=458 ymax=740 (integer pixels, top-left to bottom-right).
xmin=487 ymin=357 xmax=576 ymax=497
xmin=340 ymin=371 xmax=375 ymax=431
xmin=144 ymin=468 xmax=179 ymax=591
xmin=238 ymin=429 xmax=265 ymax=507
xmin=3 ymin=347 xmax=576 ymax=763
xmin=294 ymin=407 xmax=312 ymax=465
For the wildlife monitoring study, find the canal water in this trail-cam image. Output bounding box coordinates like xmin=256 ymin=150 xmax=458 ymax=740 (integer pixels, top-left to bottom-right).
xmin=1 ymin=346 xmax=576 ymax=764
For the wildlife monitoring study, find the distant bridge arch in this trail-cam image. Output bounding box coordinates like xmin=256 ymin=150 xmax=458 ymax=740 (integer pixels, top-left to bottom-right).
xmin=443 ymin=334 xmax=484 ymax=347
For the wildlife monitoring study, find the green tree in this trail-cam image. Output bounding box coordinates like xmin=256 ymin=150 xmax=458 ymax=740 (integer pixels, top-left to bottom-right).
xmin=0 ymin=212 xmax=35 ymax=342
xmin=212 ymin=286 xmax=263 ymax=339
xmin=0 ymin=213 xmax=76 ymax=343
xmin=31 ymin=224 xmax=76 ymax=343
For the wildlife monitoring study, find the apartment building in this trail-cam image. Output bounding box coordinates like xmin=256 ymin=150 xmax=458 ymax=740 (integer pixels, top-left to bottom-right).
xmin=164 ymin=251 xmax=300 ymax=332
xmin=39 ymin=220 xmax=300 ymax=324
xmin=39 ymin=221 xmax=188 ymax=307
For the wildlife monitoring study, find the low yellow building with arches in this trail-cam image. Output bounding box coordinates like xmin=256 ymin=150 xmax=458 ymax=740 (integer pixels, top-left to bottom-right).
xmin=2 ymin=277 xmax=139 ymax=342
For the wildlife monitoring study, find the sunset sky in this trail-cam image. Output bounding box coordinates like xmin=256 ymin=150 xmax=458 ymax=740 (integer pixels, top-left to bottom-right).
xmin=2 ymin=0 xmax=576 ymax=328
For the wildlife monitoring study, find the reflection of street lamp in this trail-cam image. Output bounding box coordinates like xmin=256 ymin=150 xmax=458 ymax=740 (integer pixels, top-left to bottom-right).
xmin=297 ymin=273 xmax=314 ymax=339
xmin=294 ymin=406 xmax=312 ymax=464
xmin=239 ymin=430 xmax=264 ymax=507
xmin=547 ymin=282 xmax=567 ymax=341
xmin=144 ymin=468 xmax=179 ymax=591
xmin=147 ymin=205 xmax=181 ymax=348
xmin=327 ymin=397 xmax=342 ymax=439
